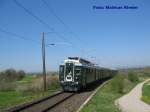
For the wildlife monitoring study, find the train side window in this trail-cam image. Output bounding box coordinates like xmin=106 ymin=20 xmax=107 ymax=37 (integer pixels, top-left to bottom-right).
xmin=60 ymin=66 xmax=64 ymax=73
xmin=86 ymin=68 xmax=88 ymax=74
xmin=75 ymin=69 xmax=81 ymax=75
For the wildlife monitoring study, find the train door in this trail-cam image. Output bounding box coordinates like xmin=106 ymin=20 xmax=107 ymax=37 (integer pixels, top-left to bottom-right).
xmin=59 ymin=65 xmax=64 ymax=81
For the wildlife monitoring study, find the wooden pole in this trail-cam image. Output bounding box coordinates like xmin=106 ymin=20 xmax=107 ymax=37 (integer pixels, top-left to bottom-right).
xmin=42 ymin=32 xmax=46 ymax=91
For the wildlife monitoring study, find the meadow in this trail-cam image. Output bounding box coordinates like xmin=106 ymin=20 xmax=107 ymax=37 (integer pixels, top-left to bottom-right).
xmin=80 ymin=68 xmax=150 ymax=112
xmin=141 ymin=80 xmax=150 ymax=104
xmin=0 ymin=67 xmax=150 ymax=111
xmin=0 ymin=69 xmax=60 ymax=111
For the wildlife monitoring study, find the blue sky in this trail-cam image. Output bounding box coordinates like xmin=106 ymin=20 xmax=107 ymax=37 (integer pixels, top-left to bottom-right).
xmin=0 ymin=0 xmax=150 ymax=72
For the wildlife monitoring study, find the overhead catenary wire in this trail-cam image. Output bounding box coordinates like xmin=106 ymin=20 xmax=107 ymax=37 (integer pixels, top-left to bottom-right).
xmin=0 ymin=27 xmax=40 ymax=44
xmin=41 ymin=0 xmax=85 ymax=44
xmin=0 ymin=27 xmax=55 ymax=47
xmin=13 ymin=0 xmax=72 ymax=46
xmin=41 ymin=0 xmax=74 ymax=34
xmin=13 ymin=0 xmax=90 ymax=57
xmin=14 ymin=0 xmax=53 ymax=31
xmin=41 ymin=0 xmax=89 ymax=56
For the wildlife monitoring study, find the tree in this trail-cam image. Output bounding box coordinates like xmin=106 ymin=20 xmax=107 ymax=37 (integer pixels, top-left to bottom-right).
xmin=5 ymin=69 xmax=17 ymax=81
xmin=17 ymin=70 xmax=25 ymax=80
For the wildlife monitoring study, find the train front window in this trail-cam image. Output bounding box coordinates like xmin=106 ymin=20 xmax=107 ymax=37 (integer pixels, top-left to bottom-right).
xmin=65 ymin=63 xmax=73 ymax=76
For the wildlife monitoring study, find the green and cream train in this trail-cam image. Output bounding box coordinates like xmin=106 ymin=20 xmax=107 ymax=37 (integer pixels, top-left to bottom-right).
xmin=59 ymin=57 xmax=117 ymax=91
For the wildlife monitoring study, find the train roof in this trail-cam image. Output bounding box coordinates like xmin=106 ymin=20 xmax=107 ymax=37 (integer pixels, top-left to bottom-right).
xmin=68 ymin=57 xmax=92 ymax=65
xmin=61 ymin=57 xmax=117 ymax=71
xmin=60 ymin=57 xmax=94 ymax=66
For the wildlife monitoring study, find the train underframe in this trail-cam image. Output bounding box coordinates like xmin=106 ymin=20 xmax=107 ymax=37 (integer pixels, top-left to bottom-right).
xmin=61 ymin=82 xmax=81 ymax=92
xmin=60 ymin=77 xmax=112 ymax=92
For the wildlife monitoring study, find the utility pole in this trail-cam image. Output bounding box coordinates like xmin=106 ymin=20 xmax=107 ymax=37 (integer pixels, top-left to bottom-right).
xmin=42 ymin=32 xmax=46 ymax=91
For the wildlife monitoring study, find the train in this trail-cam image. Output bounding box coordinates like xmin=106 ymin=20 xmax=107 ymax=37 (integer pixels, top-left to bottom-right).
xmin=59 ymin=57 xmax=117 ymax=91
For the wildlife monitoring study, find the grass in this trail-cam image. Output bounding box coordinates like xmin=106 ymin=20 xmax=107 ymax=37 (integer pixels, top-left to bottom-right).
xmin=141 ymin=81 xmax=150 ymax=104
xmin=80 ymin=74 xmax=139 ymax=112
xmin=0 ymin=90 xmax=57 ymax=111
xmin=81 ymin=83 xmax=122 ymax=112
xmin=0 ymin=75 xmax=60 ymax=111
xmin=0 ymin=69 xmax=148 ymax=111
xmin=17 ymin=75 xmax=34 ymax=84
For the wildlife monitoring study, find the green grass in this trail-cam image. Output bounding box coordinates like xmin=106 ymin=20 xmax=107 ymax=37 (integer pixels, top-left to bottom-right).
xmin=0 ymin=90 xmax=57 ymax=111
xmin=0 ymin=91 xmax=32 ymax=110
xmin=80 ymin=75 xmax=139 ymax=112
xmin=141 ymin=81 xmax=150 ymax=104
xmin=81 ymin=83 xmax=122 ymax=112
xmin=17 ymin=75 xmax=34 ymax=84
xmin=0 ymin=75 xmax=60 ymax=111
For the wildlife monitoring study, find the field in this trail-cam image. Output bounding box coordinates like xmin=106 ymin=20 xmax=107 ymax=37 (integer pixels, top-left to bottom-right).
xmin=80 ymin=74 xmax=138 ymax=112
xmin=0 ymin=90 xmax=53 ymax=111
xmin=80 ymin=68 xmax=150 ymax=112
xmin=0 ymin=73 xmax=60 ymax=111
xmin=141 ymin=81 xmax=150 ymax=104
xmin=0 ymin=67 xmax=150 ymax=111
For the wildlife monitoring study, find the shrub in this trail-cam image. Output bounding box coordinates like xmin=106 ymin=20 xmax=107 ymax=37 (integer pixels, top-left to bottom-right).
xmin=110 ymin=74 xmax=125 ymax=94
xmin=46 ymin=75 xmax=60 ymax=90
xmin=0 ymin=72 xmax=5 ymax=81
xmin=5 ymin=69 xmax=17 ymax=82
xmin=16 ymin=77 xmax=43 ymax=93
xmin=128 ymin=72 xmax=139 ymax=82
xmin=122 ymin=78 xmax=132 ymax=93
xmin=16 ymin=75 xmax=60 ymax=93
xmin=17 ymin=70 xmax=26 ymax=80
xmin=0 ymin=81 xmax=16 ymax=91
xmin=0 ymin=69 xmax=26 ymax=82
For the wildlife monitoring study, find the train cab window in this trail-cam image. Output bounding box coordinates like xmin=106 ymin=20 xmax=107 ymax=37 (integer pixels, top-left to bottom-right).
xmin=59 ymin=66 xmax=64 ymax=73
xmin=75 ymin=69 xmax=81 ymax=75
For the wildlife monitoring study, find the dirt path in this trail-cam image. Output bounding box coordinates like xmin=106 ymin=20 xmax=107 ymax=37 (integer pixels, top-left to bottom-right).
xmin=116 ymin=79 xmax=150 ymax=112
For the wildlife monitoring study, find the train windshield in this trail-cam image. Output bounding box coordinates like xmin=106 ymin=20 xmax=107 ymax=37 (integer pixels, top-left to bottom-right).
xmin=65 ymin=63 xmax=73 ymax=75
xmin=65 ymin=63 xmax=74 ymax=81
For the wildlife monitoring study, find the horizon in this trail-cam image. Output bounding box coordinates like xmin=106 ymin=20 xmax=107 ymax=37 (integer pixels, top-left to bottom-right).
xmin=0 ymin=63 xmax=150 ymax=73
xmin=0 ymin=0 xmax=150 ymax=72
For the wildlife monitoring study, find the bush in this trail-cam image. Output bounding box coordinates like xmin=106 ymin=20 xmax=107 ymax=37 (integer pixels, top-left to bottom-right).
xmin=0 ymin=69 xmax=26 ymax=82
xmin=17 ymin=70 xmax=26 ymax=80
xmin=111 ymin=74 xmax=125 ymax=94
xmin=110 ymin=73 xmax=136 ymax=94
xmin=128 ymin=72 xmax=139 ymax=82
xmin=0 ymin=81 xmax=16 ymax=91
xmin=16 ymin=75 xmax=60 ymax=93
xmin=46 ymin=75 xmax=60 ymax=90
xmin=5 ymin=69 xmax=17 ymax=82
xmin=0 ymin=72 xmax=5 ymax=81
xmin=20 ymin=78 xmax=43 ymax=93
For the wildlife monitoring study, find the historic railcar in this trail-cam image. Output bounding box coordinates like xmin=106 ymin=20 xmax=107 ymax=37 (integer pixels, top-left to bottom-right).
xmin=59 ymin=57 xmax=117 ymax=91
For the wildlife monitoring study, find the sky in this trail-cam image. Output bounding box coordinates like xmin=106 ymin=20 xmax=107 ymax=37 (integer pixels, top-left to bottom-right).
xmin=0 ymin=0 xmax=150 ymax=72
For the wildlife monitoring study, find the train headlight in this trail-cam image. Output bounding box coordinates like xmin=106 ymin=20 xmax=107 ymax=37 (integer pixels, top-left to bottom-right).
xmin=75 ymin=82 xmax=79 ymax=84
xmin=75 ymin=77 xmax=78 ymax=79
xmin=61 ymin=81 xmax=64 ymax=83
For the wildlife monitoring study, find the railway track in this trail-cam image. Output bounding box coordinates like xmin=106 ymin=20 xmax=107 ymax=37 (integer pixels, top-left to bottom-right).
xmin=7 ymin=91 xmax=76 ymax=112
xmin=7 ymin=80 xmax=108 ymax=112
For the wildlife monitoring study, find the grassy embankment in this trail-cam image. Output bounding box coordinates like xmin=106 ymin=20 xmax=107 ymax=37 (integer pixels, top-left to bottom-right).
xmin=141 ymin=80 xmax=150 ymax=104
xmin=0 ymin=70 xmax=60 ymax=111
xmin=81 ymin=69 xmax=150 ymax=112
